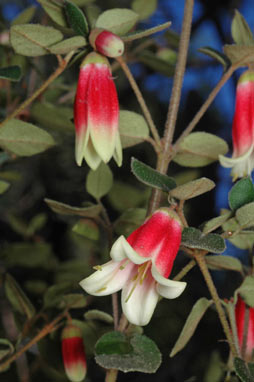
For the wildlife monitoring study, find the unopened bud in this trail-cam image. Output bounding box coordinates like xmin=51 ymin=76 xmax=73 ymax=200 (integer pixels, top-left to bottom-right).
xmin=89 ymin=28 xmax=124 ymax=58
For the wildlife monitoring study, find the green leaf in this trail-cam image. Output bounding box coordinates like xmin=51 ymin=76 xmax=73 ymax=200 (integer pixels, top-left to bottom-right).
xmin=206 ymin=255 xmax=243 ymax=273
xmin=57 ymin=293 xmax=87 ymax=309
xmin=170 ymin=298 xmax=212 ymax=357
xmin=72 ymin=219 xmax=99 ymax=240
xmin=65 ymin=0 xmax=89 ymax=37
xmin=234 ymin=357 xmax=252 ymax=382
xmin=198 ymin=47 xmax=231 ymax=69
xmin=31 ymin=102 xmax=74 ymax=133
xmin=114 ymin=208 xmax=146 ymax=236
xmin=173 ymin=132 xmax=228 ymax=167
xmin=169 ymin=177 xmax=215 ymax=200
xmin=181 ymin=227 xmax=226 ymax=253
xmin=131 ymin=0 xmax=157 ymax=20
xmin=107 ymin=181 xmax=149 ymax=212
xmin=119 ymin=110 xmax=149 ymax=148
xmin=95 ymin=332 xmax=161 ymax=373
xmin=27 ymin=213 xmax=47 ymax=236
xmin=122 ymin=21 xmax=171 ymax=42
xmin=43 ymin=282 xmax=77 ymax=308
xmin=4 ymin=273 xmax=35 ymax=319
xmin=10 ymin=24 xmax=63 ymax=57
xmin=84 ymin=309 xmax=114 ymax=324
xmin=0 ymin=339 xmax=14 ymax=361
xmin=223 ymin=44 xmax=254 ymax=65
xmin=223 ymin=217 xmax=254 ymax=250
xmin=45 ymin=198 xmax=102 ymax=217
xmin=202 ymin=210 xmax=232 ymax=234
xmin=236 ymin=276 xmax=254 ymax=308
xmin=95 ymin=9 xmax=139 ymax=36
xmin=0 ymin=180 xmax=10 ymax=194
xmin=11 ymin=6 xmax=36 ymax=26
xmin=0 ymin=119 xmax=55 ymax=156
xmin=49 ymin=36 xmax=87 ymax=54
xmin=236 ymin=202 xmax=254 ymax=228
xmin=37 ymin=0 xmax=68 ymax=27
xmin=86 ymin=162 xmax=113 ymax=199
xmin=231 ymin=10 xmax=254 ymax=46
xmin=229 ymin=177 xmax=254 ymax=211
xmin=204 ymin=351 xmax=224 ymax=382
xmin=138 ymin=50 xmax=175 ymax=77
xmin=131 ymin=157 xmax=176 ymax=192
xmin=0 ymin=66 xmax=22 ymax=82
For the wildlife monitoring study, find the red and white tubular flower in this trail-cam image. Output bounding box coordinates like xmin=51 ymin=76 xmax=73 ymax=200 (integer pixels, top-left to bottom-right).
xmin=89 ymin=28 xmax=124 ymax=58
xmin=61 ymin=324 xmax=87 ymax=382
xmin=235 ymin=295 xmax=254 ymax=361
xmin=74 ymin=52 xmax=122 ymax=170
xmin=219 ymin=70 xmax=254 ymax=180
xmin=80 ymin=208 xmax=187 ymax=326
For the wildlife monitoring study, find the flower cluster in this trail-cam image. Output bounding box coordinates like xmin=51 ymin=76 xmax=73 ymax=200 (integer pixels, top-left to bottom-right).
xmin=80 ymin=208 xmax=186 ymax=326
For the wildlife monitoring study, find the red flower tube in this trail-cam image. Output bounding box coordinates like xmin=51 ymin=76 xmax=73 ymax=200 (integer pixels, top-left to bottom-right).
xmin=80 ymin=208 xmax=187 ymax=326
xmin=235 ymin=295 xmax=254 ymax=361
xmin=219 ymin=70 xmax=254 ymax=180
xmin=74 ymin=52 xmax=122 ymax=170
xmin=61 ymin=324 xmax=87 ymax=382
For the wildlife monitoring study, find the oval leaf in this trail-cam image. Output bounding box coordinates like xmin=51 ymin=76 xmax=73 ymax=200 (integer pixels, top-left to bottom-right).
xmin=0 ymin=66 xmax=22 ymax=82
xmin=65 ymin=0 xmax=89 ymax=36
xmin=181 ymin=227 xmax=226 ymax=253
xmin=95 ymin=332 xmax=161 ymax=373
xmin=37 ymin=0 xmax=68 ymax=27
xmin=202 ymin=210 xmax=232 ymax=234
xmin=131 ymin=157 xmax=176 ymax=191
xmin=236 ymin=276 xmax=254 ymax=308
xmin=206 ymin=255 xmax=243 ymax=273
xmin=49 ymin=35 xmax=87 ymax=54
xmin=11 ymin=6 xmax=36 ymax=26
xmin=45 ymin=198 xmax=102 ymax=217
xmin=131 ymin=0 xmax=157 ymax=20
xmin=173 ymin=132 xmax=228 ymax=167
xmin=10 ymin=24 xmax=63 ymax=56
xmin=231 ymin=10 xmax=254 ymax=46
xmin=169 ymin=177 xmax=215 ymax=200
xmin=236 ymin=202 xmax=254 ymax=228
xmin=86 ymin=162 xmax=113 ymax=199
xmin=72 ymin=219 xmax=99 ymax=240
xmin=84 ymin=309 xmax=114 ymax=324
xmin=228 ymin=177 xmax=254 ymax=211
xmin=0 ymin=119 xmax=55 ymax=156
xmin=170 ymin=298 xmax=212 ymax=357
xmin=223 ymin=45 xmax=254 ymax=65
xmin=234 ymin=357 xmax=252 ymax=382
xmin=119 ymin=110 xmax=149 ymax=148
xmin=95 ymin=9 xmax=139 ymax=36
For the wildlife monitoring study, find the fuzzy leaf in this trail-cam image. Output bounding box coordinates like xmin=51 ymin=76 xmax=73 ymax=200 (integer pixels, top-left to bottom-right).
xmin=206 ymin=255 xmax=243 ymax=273
xmin=0 ymin=66 xmax=22 ymax=81
xmin=11 ymin=6 xmax=36 ymax=26
xmin=228 ymin=177 xmax=254 ymax=211
xmin=170 ymin=298 xmax=212 ymax=357
xmin=45 ymin=198 xmax=102 ymax=217
xmin=231 ymin=10 xmax=254 ymax=46
xmin=65 ymin=0 xmax=89 ymax=36
xmin=4 ymin=274 xmax=35 ymax=319
xmin=37 ymin=0 xmax=67 ymax=27
xmin=84 ymin=310 xmax=114 ymax=324
xmin=10 ymin=24 xmax=63 ymax=56
xmin=169 ymin=177 xmax=215 ymax=200
xmin=181 ymin=227 xmax=226 ymax=253
xmin=31 ymin=102 xmax=74 ymax=133
xmin=49 ymin=36 xmax=87 ymax=54
xmin=173 ymin=132 xmax=228 ymax=167
xmin=223 ymin=45 xmax=254 ymax=65
xmin=236 ymin=202 xmax=254 ymax=228
xmin=236 ymin=276 xmax=254 ymax=308
xmin=131 ymin=157 xmax=176 ymax=192
xmin=131 ymin=0 xmax=157 ymax=20
xmin=119 ymin=110 xmax=149 ymax=148
xmin=198 ymin=47 xmax=230 ymax=69
xmin=234 ymin=357 xmax=252 ymax=382
xmin=122 ymin=22 xmax=171 ymax=42
xmin=0 ymin=119 xmax=55 ymax=156
xmin=86 ymin=163 xmax=113 ymax=199
xmin=95 ymin=9 xmax=139 ymax=36
xmin=95 ymin=332 xmax=161 ymax=373
xmin=72 ymin=219 xmax=99 ymax=240
xmin=202 ymin=210 xmax=232 ymax=234
xmin=107 ymin=181 xmax=149 ymax=212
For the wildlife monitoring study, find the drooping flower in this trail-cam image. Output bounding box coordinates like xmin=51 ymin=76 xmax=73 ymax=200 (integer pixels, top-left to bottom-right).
xmin=61 ymin=324 xmax=87 ymax=382
xmin=219 ymin=70 xmax=254 ymax=180
xmin=80 ymin=208 xmax=187 ymax=326
xmin=74 ymin=52 xmax=122 ymax=170
xmin=89 ymin=28 xmax=124 ymax=58
xmin=235 ymin=295 xmax=254 ymax=361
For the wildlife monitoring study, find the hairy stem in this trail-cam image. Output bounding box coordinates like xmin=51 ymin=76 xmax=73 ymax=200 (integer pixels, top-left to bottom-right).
xmin=116 ymin=56 xmax=162 ymax=149
xmin=173 ymin=259 xmax=196 ymax=281
xmin=0 ymin=53 xmax=74 ymax=127
xmin=105 ymin=369 xmax=118 ymax=382
xmin=194 ymin=252 xmax=237 ymax=356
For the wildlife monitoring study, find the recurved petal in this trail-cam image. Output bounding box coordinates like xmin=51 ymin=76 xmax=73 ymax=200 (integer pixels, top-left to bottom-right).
xmin=83 ymin=137 xmax=102 ymax=170
xmin=80 ymin=260 xmax=134 ymax=296
xmin=113 ymin=130 xmax=122 ymax=167
xmin=111 ymin=235 xmax=149 ymax=264
xmin=151 ymin=264 xmax=187 ymax=299
xmin=121 ymin=269 xmax=159 ymax=326
xmin=219 ymin=144 xmax=254 ymax=179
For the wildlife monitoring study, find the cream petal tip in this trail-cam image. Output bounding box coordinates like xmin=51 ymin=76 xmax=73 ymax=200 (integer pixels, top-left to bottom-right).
xmin=110 ymin=236 xmax=128 ymax=261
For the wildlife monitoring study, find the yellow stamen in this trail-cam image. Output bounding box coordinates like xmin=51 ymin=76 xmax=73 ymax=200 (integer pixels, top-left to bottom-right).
xmin=125 ymin=261 xmax=151 ymax=303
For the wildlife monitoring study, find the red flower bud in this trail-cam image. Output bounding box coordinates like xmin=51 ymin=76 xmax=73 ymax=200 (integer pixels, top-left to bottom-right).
xmin=61 ymin=324 xmax=87 ymax=382
xmin=89 ymin=28 xmax=124 ymax=58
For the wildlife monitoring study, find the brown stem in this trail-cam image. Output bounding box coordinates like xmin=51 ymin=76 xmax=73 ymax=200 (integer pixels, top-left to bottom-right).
xmin=0 ymin=311 xmax=67 ymax=372
xmin=194 ymin=252 xmax=237 ymax=356
xmin=173 ymin=259 xmax=196 ymax=281
xmin=105 ymin=369 xmax=118 ymax=382
xmin=116 ymin=56 xmax=162 ymax=149
xmin=112 ymin=293 xmax=119 ymax=330
xmin=0 ymin=53 xmax=74 ymax=127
